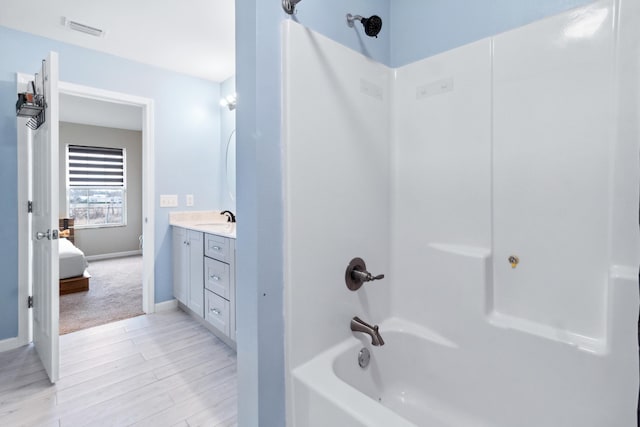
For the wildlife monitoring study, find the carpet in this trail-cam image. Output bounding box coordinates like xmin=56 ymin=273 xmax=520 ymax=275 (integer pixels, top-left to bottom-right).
xmin=59 ymin=255 xmax=144 ymax=335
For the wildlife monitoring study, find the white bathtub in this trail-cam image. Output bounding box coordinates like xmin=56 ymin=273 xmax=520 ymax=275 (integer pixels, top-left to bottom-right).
xmin=293 ymin=318 xmax=484 ymax=427
xmin=292 ymin=316 xmax=635 ymax=427
xmin=332 ymin=319 xmax=481 ymax=427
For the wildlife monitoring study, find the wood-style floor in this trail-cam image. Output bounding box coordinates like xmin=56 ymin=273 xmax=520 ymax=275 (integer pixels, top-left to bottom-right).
xmin=0 ymin=309 xmax=237 ymax=427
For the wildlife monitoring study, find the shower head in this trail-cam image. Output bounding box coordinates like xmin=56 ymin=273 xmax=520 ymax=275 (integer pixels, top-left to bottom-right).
xmin=346 ymin=13 xmax=383 ymax=38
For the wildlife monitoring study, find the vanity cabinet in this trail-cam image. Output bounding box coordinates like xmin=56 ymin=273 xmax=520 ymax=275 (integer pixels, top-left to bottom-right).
xmin=204 ymin=233 xmax=236 ymax=341
xmin=172 ymin=227 xmax=204 ymax=317
xmin=172 ymin=224 xmax=236 ymax=347
xmin=172 ymin=227 xmax=187 ymax=304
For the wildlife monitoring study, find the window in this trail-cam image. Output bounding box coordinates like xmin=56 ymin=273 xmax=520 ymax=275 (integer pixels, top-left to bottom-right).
xmin=67 ymin=145 xmax=126 ymax=227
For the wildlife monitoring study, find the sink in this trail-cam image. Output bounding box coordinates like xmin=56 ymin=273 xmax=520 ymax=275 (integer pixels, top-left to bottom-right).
xmin=195 ymin=223 xmax=235 ymax=233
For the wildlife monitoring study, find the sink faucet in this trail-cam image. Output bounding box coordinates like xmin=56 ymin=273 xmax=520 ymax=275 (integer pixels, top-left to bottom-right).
xmin=351 ymin=316 xmax=385 ymax=346
xmin=221 ymin=210 xmax=236 ymax=223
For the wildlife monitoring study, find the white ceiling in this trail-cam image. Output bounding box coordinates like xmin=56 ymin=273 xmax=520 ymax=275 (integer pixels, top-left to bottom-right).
xmin=60 ymin=94 xmax=142 ymax=131
xmin=0 ymin=0 xmax=235 ymax=82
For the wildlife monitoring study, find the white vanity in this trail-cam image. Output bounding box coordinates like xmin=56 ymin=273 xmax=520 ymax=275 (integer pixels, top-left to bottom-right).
xmin=170 ymin=211 xmax=236 ymax=349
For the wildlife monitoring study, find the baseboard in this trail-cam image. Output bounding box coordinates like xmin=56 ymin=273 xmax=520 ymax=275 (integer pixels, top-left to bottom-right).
xmin=86 ymin=250 xmax=142 ymax=262
xmin=155 ymin=299 xmax=178 ymax=313
xmin=0 ymin=337 xmax=23 ymax=353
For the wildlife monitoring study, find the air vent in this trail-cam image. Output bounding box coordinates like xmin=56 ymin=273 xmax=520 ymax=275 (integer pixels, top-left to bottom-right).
xmin=63 ymin=17 xmax=105 ymax=37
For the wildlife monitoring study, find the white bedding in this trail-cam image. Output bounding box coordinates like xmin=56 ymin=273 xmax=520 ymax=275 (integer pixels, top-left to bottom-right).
xmin=59 ymin=238 xmax=88 ymax=280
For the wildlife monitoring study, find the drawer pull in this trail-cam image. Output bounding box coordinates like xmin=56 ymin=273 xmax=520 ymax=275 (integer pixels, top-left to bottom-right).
xmin=210 ymin=275 xmax=221 ymax=281
xmin=212 ymin=246 xmax=222 ymax=251
xmin=210 ymin=307 xmax=221 ymax=315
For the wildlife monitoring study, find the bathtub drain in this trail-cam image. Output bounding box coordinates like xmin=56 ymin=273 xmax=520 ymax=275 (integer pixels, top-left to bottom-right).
xmin=358 ymin=348 xmax=370 ymax=368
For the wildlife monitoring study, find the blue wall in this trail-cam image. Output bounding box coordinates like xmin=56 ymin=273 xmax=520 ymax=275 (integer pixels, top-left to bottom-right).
xmin=0 ymin=26 xmax=222 ymax=340
xmin=288 ymin=1 xmax=391 ymax=65
xmin=219 ymin=76 xmax=236 ymax=212
xmin=390 ymin=0 xmax=595 ymax=67
xmin=236 ymin=0 xmax=599 ymax=425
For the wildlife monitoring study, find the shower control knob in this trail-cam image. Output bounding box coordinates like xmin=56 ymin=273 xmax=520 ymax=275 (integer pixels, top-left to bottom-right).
xmin=351 ymin=270 xmax=385 ymax=282
xmin=345 ymin=257 xmax=385 ymax=291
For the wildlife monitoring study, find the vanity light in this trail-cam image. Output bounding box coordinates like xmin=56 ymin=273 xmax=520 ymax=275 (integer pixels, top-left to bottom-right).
xmin=220 ymin=93 xmax=237 ymax=111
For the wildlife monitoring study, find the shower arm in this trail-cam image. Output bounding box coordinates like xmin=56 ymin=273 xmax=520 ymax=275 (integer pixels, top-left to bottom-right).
xmin=282 ymin=0 xmax=302 ymax=15
xmin=346 ymin=14 xmax=364 ymax=27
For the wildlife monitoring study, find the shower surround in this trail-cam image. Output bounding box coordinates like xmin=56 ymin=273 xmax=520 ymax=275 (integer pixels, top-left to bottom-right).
xmin=283 ymin=0 xmax=639 ymax=425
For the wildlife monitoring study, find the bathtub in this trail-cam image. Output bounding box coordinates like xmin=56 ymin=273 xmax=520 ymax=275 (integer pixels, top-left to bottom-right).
xmin=291 ymin=316 xmax=634 ymax=427
xmin=293 ymin=318 xmax=483 ymax=427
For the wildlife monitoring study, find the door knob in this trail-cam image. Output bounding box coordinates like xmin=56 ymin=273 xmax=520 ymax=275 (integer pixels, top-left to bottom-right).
xmin=35 ymin=229 xmax=58 ymax=240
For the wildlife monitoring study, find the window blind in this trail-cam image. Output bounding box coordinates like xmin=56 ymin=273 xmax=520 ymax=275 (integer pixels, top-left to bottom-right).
xmin=68 ymin=145 xmax=124 ymax=187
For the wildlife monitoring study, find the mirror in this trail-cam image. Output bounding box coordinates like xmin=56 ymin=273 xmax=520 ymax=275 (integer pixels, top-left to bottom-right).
xmin=225 ymin=129 xmax=236 ymax=201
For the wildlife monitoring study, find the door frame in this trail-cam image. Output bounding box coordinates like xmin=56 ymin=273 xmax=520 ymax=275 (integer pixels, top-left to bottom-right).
xmin=17 ymin=77 xmax=156 ymax=346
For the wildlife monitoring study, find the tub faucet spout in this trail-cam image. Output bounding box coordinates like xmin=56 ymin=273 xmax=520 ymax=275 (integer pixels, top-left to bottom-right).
xmin=351 ymin=316 xmax=385 ymax=346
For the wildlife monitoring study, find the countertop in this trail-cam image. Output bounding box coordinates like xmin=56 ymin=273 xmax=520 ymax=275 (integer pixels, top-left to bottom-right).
xmin=169 ymin=211 xmax=236 ymax=239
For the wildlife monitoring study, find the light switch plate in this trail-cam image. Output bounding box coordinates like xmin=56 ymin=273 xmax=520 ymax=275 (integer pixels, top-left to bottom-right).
xmin=186 ymin=194 xmax=194 ymax=207
xmin=160 ymin=194 xmax=178 ymax=207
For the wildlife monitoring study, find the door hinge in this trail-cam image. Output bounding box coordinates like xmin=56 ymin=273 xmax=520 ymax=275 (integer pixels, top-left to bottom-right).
xmin=27 ymin=201 xmax=33 ymax=213
xmin=28 ymin=296 xmax=33 ymax=308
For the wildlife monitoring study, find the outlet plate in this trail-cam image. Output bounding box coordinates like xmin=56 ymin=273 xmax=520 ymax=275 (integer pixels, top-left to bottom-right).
xmin=160 ymin=194 xmax=178 ymax=207
xmin=186 ymin=194 xmax=194 ymax=207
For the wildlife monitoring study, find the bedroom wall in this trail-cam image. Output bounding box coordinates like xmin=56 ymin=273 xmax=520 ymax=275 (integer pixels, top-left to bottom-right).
xmin=58 ymin=122 xmax=143 ymax=258
xmin=0 ymin=25 xmax=222 ymax=341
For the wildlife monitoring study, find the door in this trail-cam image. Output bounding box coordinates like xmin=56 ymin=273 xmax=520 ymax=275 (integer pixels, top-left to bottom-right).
xmin=31 ymin=52 xmax=60 ymax=383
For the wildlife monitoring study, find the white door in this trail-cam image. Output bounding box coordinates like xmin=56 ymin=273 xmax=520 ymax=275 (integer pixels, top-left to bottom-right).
xmin=31 ymin=52 xmax=60 ymax=383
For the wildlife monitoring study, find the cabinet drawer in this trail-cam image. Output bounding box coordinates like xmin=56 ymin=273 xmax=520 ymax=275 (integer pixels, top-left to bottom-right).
xmin=204 ymin=234 xmax=230 ymax=263
xmin=204 ymin=257 xmax=230 ymax=299
xmin=205 ymin=290 xmax=230 ymax=337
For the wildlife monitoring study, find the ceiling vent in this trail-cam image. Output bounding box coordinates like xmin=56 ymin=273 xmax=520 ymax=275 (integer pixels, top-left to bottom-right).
xmin=62 ymin=17 xmax=105 ymax=37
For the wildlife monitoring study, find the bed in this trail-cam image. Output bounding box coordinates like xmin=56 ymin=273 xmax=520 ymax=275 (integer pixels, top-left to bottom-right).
xmin=59 ymin=218 xmax=90 ymax=295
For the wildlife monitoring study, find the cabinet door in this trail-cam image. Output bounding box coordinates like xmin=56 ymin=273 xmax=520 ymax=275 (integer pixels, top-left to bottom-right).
xmin=187 ymin=230 xmax=204 ymax=316
xmin=172 ymin=227 xmax=187 ymax=304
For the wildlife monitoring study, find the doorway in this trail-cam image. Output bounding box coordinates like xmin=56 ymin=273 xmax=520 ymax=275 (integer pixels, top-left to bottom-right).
xmin=17 ymin=76 xmax=156 ymax=345
xmin=58 ymin=98 xmax=144 ymax=334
